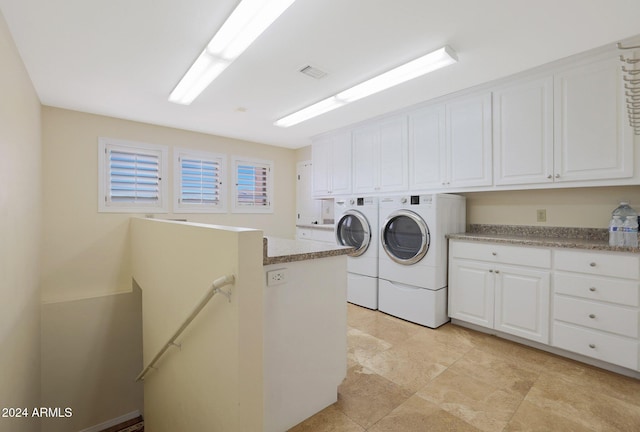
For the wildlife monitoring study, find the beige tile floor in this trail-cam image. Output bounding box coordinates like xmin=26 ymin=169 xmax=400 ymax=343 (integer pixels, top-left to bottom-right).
xmin=289 ymin=303 xmax=640 ymax=432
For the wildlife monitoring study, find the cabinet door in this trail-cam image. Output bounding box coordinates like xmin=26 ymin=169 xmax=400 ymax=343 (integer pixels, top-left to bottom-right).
xmin=494 ymin=266 xmax=550 ymax=343
xmin=493 ymin=76 xmax=554 ymax=185
xmin=351 ymin=124 xmax=378 ymax=193
xmin=312 ymin=136 xmax=331 ymax=196
xmin=379 ymin=116 xmax=408 ymax=192
xmin=554 ymin=55 xmax=633 ymax=182
xmin=446 ymin=93 xmax=493 ymax=187
xmin=408 ymin=105 xmax=446 ymax=190
xmin=448 ymin=259 xmax=494 ymax=328
xmin=328 ymin=131 xmax=352 ymax=195
xmin=296 ymin=161 xmax=321 ymax=224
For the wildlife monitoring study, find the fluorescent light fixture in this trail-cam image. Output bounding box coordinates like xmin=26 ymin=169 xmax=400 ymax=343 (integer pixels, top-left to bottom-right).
xmin=272 ymin=96 xmax=346 ymax=128
xmin=274 ymin=46 xmax=458 ymax=127
xmin=169 ymin=0 xmax=297 ymax=105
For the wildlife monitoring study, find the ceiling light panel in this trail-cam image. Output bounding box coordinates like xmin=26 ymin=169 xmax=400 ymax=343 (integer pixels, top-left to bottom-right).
xmin=274 ymin=46 xmax=458 ymax=127
xmin=169 ymin=0 xmax=298 ymax=105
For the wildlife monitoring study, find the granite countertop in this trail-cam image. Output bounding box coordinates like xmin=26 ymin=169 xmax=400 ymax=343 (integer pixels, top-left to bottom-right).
xmin=447 ymin=224 xmax=640 ymax=253
xmin=263 ymin=236 xmax=352 ymax=265
xmin=296 ymin=223 xmax=335 ymax=231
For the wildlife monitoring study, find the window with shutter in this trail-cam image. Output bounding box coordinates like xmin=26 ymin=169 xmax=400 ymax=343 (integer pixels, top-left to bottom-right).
xmin=174 ymin=149 xmax=227 ymax=213
xmin=98 ymin=138 xmax=168 ymax=213
xmin=232 ymin=157 xmax=273 ymax=213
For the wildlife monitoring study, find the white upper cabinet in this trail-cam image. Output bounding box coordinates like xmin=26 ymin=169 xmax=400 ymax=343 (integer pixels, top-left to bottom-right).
xmin=312 ymin=48 xmax=637 ymax=197
xmin=554 ymin=55 xmax=633 ymax=182
xmin=352 ymin=116 xmax=408 ymax=194
xmin=445 ymin=92 xmax=493 ymax=188
xmin=409 ymin=93 xmax=492 ymax=190
xmin=351 ymin=124 xmax=377 ymax=192
xmin=312 ymin=130 xmax=351 ymax=197
xmin=493 ymin=76 xmax=554 ymax=185
xmin=493 ymin=53 xmax=633 ymax=187
xmin=408 ymin=105 xmax=446 ymax=190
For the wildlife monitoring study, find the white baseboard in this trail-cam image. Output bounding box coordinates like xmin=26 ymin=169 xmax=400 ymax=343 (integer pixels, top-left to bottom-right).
xmin=78 ymin=410 xmax=141 ymax=432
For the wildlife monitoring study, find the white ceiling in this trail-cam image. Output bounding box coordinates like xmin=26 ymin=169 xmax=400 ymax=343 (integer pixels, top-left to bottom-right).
xmin=2 ymin=0 xmax=640 ymax=149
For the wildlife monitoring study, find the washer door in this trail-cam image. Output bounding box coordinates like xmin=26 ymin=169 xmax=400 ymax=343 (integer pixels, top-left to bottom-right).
xmin=381 ymin=209 xmax=430 ymax=265
xmin=336 ymin=210 xmax=371 ymax=257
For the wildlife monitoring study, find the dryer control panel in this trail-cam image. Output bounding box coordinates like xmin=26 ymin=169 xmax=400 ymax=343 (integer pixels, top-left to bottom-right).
xmin=408 ymin=195 xmax=433 ymax=205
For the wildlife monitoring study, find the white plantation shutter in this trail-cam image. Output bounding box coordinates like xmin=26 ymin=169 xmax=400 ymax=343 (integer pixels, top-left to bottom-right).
xmin=98 ymin=138 xmax=168 ymax=213
xmin=109 ymin=150 xmax=160 ymax=203
xmin=233 ymin=157 xmax=273 ymax=213
xmin=174 ymin=150 xmax=226 ymax=213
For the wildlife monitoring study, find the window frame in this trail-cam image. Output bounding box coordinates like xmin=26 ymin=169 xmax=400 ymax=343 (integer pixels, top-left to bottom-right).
xmin=98 ymin=137 xmax=169 ymax=213
xmin=231 ymin=156 xmax=274 ymax=214
xmin=173 ymin=148 xmax=227 ymax=213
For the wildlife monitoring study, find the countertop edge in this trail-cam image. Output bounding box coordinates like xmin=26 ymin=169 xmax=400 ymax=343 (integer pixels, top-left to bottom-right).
xmin=447 ymin=233 xmax=640 ymax=253
xmin=295 ymin=224 xmax=335 ymax=231
xmin=263 ymin=237 xmax=353 ymax=265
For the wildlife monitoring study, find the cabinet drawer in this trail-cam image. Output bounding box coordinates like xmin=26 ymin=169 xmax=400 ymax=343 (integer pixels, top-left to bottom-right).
xmin=553 ymin=322 xmax=638 ymax=370
xmin=554 ymin=249 xmax=640 ymax=279
xmin=554 ymin=295 xmax=639 ymax=338
xmin=296 ymin=228 xmax=312 ymax=240
xmin=450 ymin=241 xmax=551 ymax=268
xmin=554 ymin=272 xmax=639 ymax=306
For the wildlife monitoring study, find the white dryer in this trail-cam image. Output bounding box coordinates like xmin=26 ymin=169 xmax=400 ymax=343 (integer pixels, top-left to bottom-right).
xmin=378 ymin=194 xmax=465 ymax=327
xmin=335 ymin=196 xmax=378 ymax=309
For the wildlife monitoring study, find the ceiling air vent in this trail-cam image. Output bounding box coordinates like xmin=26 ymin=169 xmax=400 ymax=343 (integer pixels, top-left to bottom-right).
xmin=299 ymin=65 xmax=327 ymax=79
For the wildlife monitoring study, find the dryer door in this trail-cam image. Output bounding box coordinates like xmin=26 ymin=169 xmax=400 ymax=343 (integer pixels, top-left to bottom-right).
xmin=381 ymin=209 xmax=430 ymax=265
xmin=336 ymin=210 xmax=371 ymax=257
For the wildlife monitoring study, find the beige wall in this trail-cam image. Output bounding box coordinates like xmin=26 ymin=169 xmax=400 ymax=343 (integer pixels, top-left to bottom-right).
xmin=0 ymin=9 xmax=42 ymax=432
xmin=461 ymin=186 xmax=640 ymax=228
xmin=295 ymin=145 xmax=312 ymax=162
xmin=41 ymin=107 xmax=297 ymax=303
xmin=40 ymin=289 xmax=143 ymax=432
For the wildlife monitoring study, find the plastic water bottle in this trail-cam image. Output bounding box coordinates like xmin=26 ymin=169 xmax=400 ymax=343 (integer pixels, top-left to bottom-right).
xmin=623 ymin=214 xmax=639 ymax=247
xmin=609 ymin=215 xmax=623 ymax=247
xmin=612 ymin=202 xmax=638 ymax=247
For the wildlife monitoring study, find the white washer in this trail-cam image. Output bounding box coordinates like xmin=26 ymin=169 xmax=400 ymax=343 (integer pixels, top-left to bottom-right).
xmin=378 ymin=194 xmax=465 ymax=327
xmin=335 ymin=196 xmax=378 ymax=309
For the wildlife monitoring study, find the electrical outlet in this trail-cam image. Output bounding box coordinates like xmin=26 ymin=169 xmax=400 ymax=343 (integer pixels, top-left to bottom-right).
xmin=536 ymin=209 xmax=547 ymax=222
xmin=267 ymin=269 xmax=287 ymax=286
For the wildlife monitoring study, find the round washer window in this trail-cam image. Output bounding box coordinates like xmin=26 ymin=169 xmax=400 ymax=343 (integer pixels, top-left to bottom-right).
xmin=336 ymin=210 xmax=371 ymax=257
xmin=382 ymin=210 xmax=430 ymax=265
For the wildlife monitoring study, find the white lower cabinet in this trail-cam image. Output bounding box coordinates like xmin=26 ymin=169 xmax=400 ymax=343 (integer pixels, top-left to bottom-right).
xmin=494 ymin=266 xmax=550 ymax=343
xmin=448 ymin=259 xmax=494 ymax=328
xmin=450 ymin=241 xmax=640 ymax=372
xmin=551 ymin=249 xmax=640 ymax=371
xmin=448 ymin=241 xmax=551 ymax=343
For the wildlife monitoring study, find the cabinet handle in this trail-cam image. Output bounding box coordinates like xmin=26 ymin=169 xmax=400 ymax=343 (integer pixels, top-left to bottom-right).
xmin=589 ymin=287 xmax=597 ymax=292
xmin=489 ymin=269 xmax=494 ymax=273
xmin=492 ymin=252 xmax=497 ymax=256
xmin=495 ymin=270 xmax=500 ymax=274
xmin=589 ymin=313 xmax=596 ymax=319
xmin=547 ymin=175 xmax=552 ymax=179
xmin=589 ymin=343 xmax=596 ymax=349
xmin=589 ymin=262 xmax=596 ymax=267
xmin=555 ymin=174 xmax=560 ymax=178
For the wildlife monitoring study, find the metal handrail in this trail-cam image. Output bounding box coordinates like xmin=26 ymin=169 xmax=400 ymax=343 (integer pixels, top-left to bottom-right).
xmin=136 ymin=274 xmax=236 ymax=381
